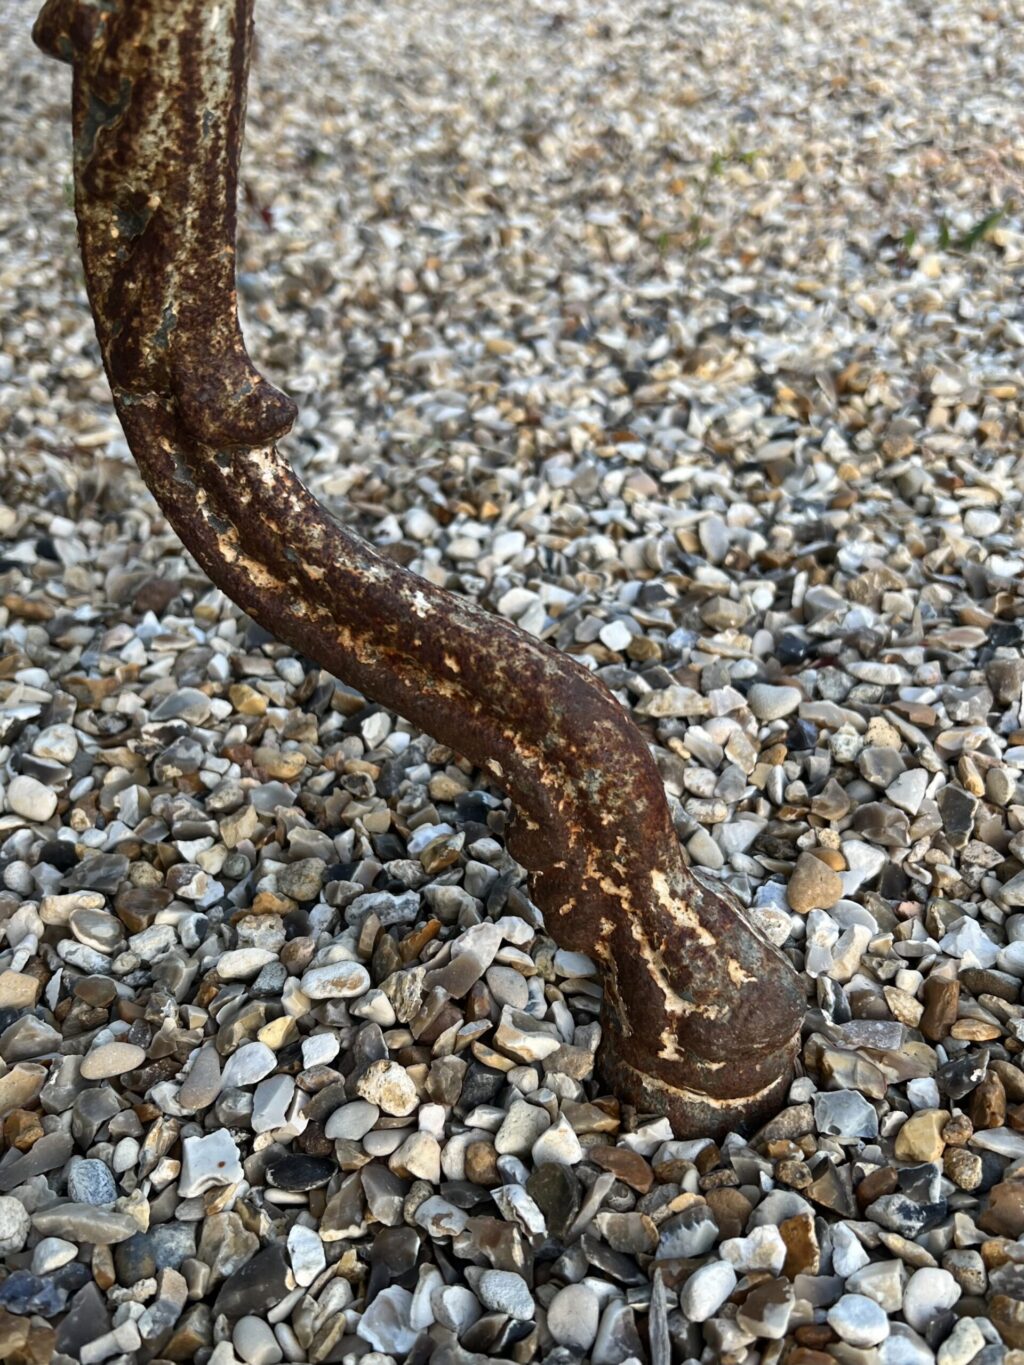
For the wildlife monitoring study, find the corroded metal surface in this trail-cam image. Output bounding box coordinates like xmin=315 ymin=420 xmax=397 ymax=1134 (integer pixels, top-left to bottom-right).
xmin=35 ymin=0 xmax=804 ymax=1136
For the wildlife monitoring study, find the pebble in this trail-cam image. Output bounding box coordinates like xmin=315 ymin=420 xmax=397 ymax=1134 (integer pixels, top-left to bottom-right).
xmin=299 ymin=960 xmax=371 ymax=999
xmin=358 ymin=1286 xmax=418 ymax=1355
xmin=6 ymin=774 xmax=58 ymax=822
xmin=79 ymin=1042 xmax=146 ymax=1080
xmin=218 ymin=948 xmax=277 ymax=980
xmin=355 ymin=1060 xmax=419 ymax=1116
xmin=680 ymin=1260 xmax=738 ymax=1322
xmin=748 ymin=684 xmax=802 ymax=721
xmin=67 ymin=1159 xmax=117 ymax=1205
xmin=788 ymin=851 xmax=843 ymax=912
xmin=325 ymin=1100 xmax=380 ymax=1140
xmin=813 ymin=1089 xmax=879 ymax=1140
xmin=475 ymin=1270 xmax=535 ymax=1320
xmin=233 ymin=1316 xmax=283 ymax=1365
xmin=0 ymin=1196 xmax=31 ymax=1255
xmin=827 ymin=1293 xmax=891 ymax=1347
xmin=286 ymin=1224 xmax=325 ymax=1287
xmin=31 ymin=1205 xmax=138 ymax=1245
xmin=547 ymin=1283 xmax=601 ymax=1350
xmin=31 ymin=1236 xmax=77 ymax=1273
xmin=221 ymin=1042 xmax=277 ymax=1089
xmin=531 ymin=1114 xmax=583 ymax=1165
xmin=178 ymin=1130 xmax=243 ymax=1197
xmin=902 ymin=1267 xmax=960 ymax=1332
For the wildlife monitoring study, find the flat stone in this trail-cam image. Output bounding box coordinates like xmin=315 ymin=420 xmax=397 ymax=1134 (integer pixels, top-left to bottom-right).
xmin=325 ymin=1100 xmax=380 ymax=1141
xmin=721 ymin=1225 xmax=787 ymax=1275
xmin=276 ymin=858 xmax=326 ymax=901
xmin=80 ymin=1042 xmax=146 ymax=1080
xmin=920 ymin=977 xmax=959 ymax=1042
xmin=532 ymin=1114 xmax=583 ymax=1165
xmin=814 ymin=1089 xmax=879 ymax=1140
xmin=221 ymin=1042 xmax=277 ymax=1089
xmin=979 ymin=1181 xmax=1024 ymax=1237
xmin=31 ymin=1236 xmax=78 ymax=1274
xmin=589 ymin=1145 xmax=654 ymax=1193
xmin=214 ymin=1244 xmax=290 ymax=1321
xmin=547 ymin=1283 xmax=601 ymax=1349
xmin=265 ymin=1154 xmax=334 ymax=1190
xmin=300 ymin=960 xmax=371 ymax=999
xmin=414 ymin=1194 xmax=468 ymax=1239
xmin=218 ymin=948 xmax=276 ymax=980
xmin=657 ymin=1205 xmax=719 ymax=1259
xmin=0 ymin=970 xmax=42 ymax=1009
xmin=495 ymin=1099 xmax=550 ymax=1157
xmin=32 ymin=724 xmax=78 ymax=764
xmin=494 ymin=1006 xmax=563 ymax=1062
xmin=736 ymin=1276 xmax=794 ymax=1340
xmin=886 ymin=769 xmax=929 ymax=815
xmin=32 ymin=1203 xmax=138 ymax=1244
xmin=251 ymin=1074 xmax=294 ymax=1133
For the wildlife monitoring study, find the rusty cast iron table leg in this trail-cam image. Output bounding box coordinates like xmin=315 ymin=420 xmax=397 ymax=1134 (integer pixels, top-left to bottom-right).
xmin=34 ymin=0 xmax=804 ymax=1137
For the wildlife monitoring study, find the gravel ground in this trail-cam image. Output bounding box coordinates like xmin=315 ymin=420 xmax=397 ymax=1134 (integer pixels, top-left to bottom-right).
xmin=4 ymin=0 xmax=1024 ymax=1362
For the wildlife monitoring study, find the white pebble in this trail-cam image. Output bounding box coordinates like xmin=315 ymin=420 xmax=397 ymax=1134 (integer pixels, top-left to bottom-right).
xmin=680 ymin=1260 xmax=737 ymax=1323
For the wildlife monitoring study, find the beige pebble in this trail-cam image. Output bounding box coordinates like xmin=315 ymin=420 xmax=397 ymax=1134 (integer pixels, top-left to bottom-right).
xmin=80 ymin=1042 xmax=147 ymax=1080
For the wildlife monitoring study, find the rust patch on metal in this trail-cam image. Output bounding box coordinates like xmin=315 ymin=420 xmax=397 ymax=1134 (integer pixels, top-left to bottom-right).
xmin=34 ymin=0 xmax=804 ymax=1137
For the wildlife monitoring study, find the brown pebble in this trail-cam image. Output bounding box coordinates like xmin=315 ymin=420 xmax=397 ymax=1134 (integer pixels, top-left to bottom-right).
xmin=704 ymin=1187 xmax=753 ymax=1241
xmin=465 ymin=1141 xmax=500 ymax=1187
xmin=3 ymin=1109 xmax=44 ymax=1152
xmin=765 ymin=1139 xmax=802 ymax=1160
xmin=92 ymin=1244 xmax=116 ymax=1291
xmin=0 ymin=1306 xmax=55 ymax=1365
xmin=73 ymin=975 xmax=117 ymax=1007
xmin=990 ymin=1295 xmax=1024 ymax=1349
xmin=971 ymin=1071 xmax=1008 ymax=1131
xmin=951 ymin=1020 xmax=1002 ymax=1042
xmin=590 ymin=1145 xmax=654 ymax=1194
xmin=920 ymin=976 xmax=959 ymax=1041
xmin=297 ymin=1121 xmax=333 ymax=1158
xmin=944 ymin=1146 xmax=984 ymax=1192
xmin=979 ymin=1182 xmax=1024 ymax=1239
xmin=856 ymin=1165 xmax=898 ymax=1211
xmin=280 ymin=937 xmax=315 ymax=975
xmin=780 ymin=1212 xmax=820 ymax=1276
xmin=941 ymin=1113 xmax=973 ymax=1146
xmin=991 ymin=1060 xmax=1024 ymax=1103
xmin=695 ymin=1142 xmax=721 ymax=1174
xmin=982 ymin=1238 xmax=1023 ymax=1270
xmin=777 ymin=1159 xmax=813 ymax=1189
xmin=794 ymin=1326 xmax=836 ymax=1349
